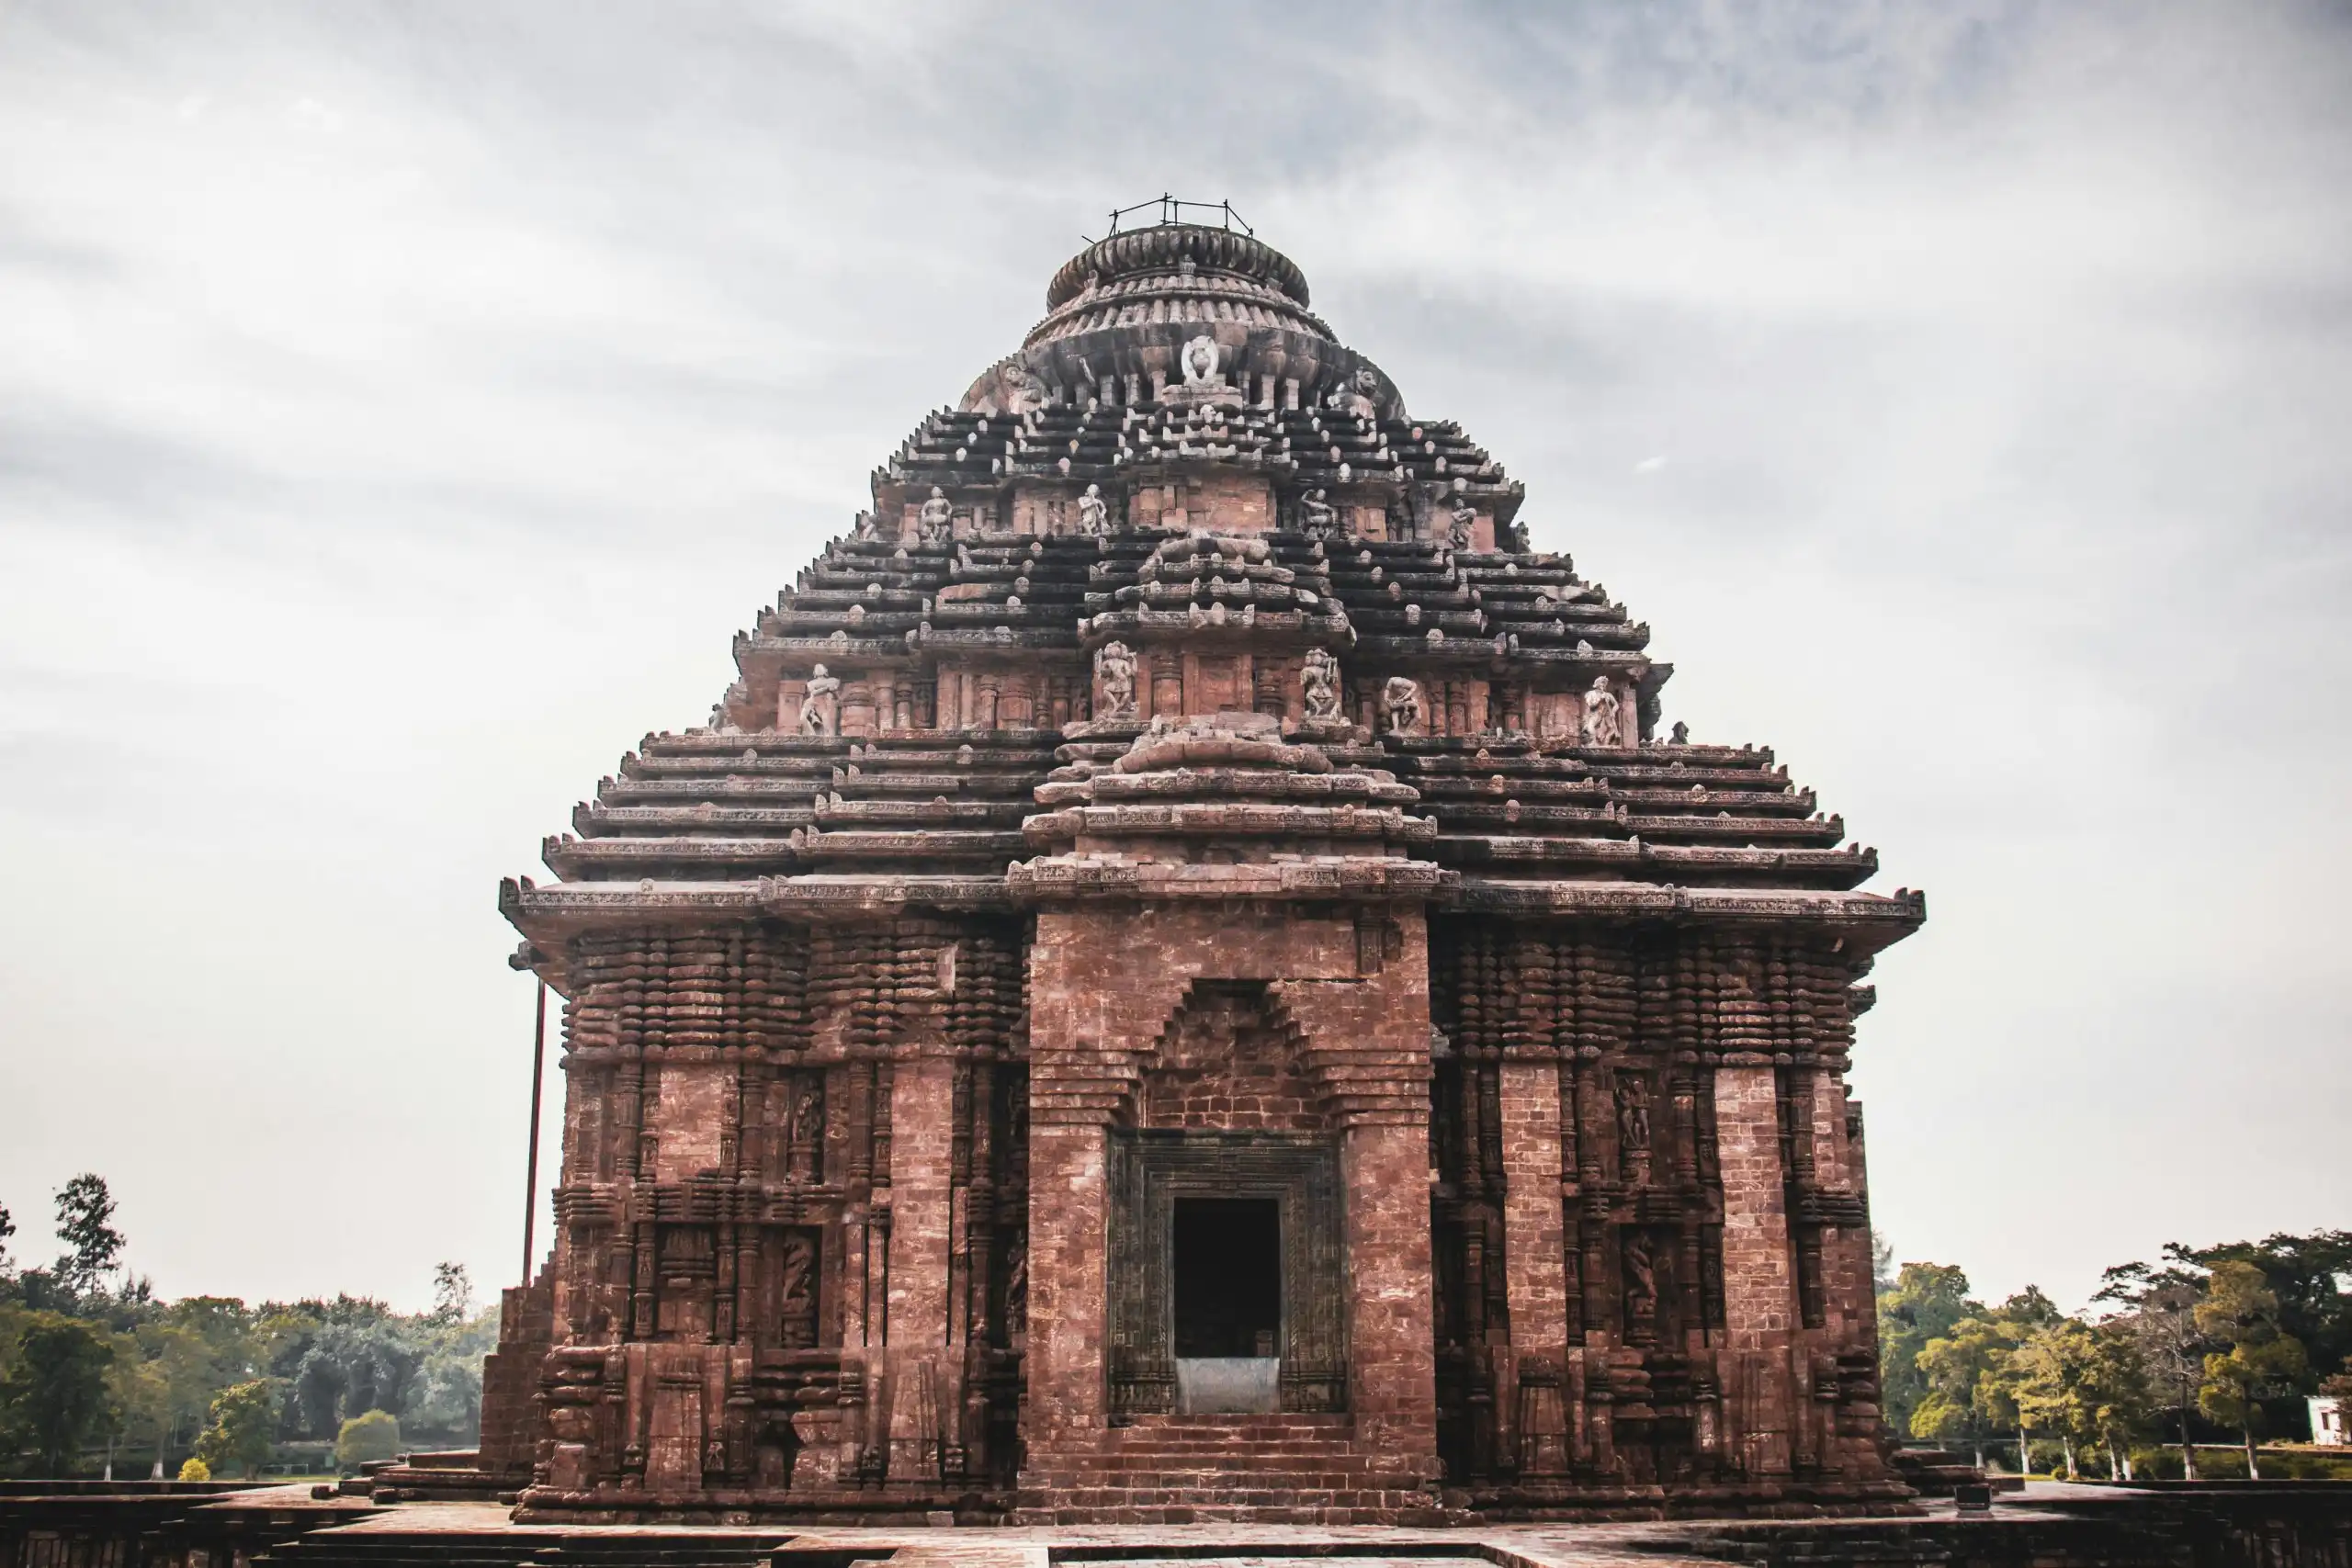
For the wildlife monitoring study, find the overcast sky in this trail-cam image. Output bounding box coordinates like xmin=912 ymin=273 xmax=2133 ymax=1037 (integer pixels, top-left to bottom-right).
xmin=2 ymin=2 xmax=2346 ymax=1315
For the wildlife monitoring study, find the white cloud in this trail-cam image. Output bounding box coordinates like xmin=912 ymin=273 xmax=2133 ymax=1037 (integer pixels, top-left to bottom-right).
xmin=0 ymin=0 xmax=2346 ymax=1312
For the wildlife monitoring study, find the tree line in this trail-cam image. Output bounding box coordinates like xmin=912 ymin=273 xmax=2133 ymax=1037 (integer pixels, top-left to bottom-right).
xmin=1878 ymin=1229 xmax=2352 ymax=1480
xmin=0 ymin=1177 xmax=495 ymax=1479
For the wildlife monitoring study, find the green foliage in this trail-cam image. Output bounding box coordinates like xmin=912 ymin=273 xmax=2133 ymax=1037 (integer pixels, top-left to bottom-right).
xmin=2132 ymin=1443 xmax=2352 ymax=1481
xmin=431 ymin=1263 xmax=473 ymax=1324
xmin=2008 ymin=1317 xmax=2153 ymax=1477
xmin=0 ymin=1310 xmax=118 ymax=1475
xmin=2194 ymin=1260 xmax=2311 ymax=1476
xmin=334 ymin=1407 xmax=401 ymax=1472
xmin=191 ymin=1379 xmax=276 ymax=1480
xmin=51 ymin=1175 xmax=124 ymax=1300
xmin=1878 ymin=1262 xmax=1979 ymax=1437
xmin=0 ymin=1201 xmax=15 ymax=1272
xmin=2187 ymin=1232 xmax=2352 ymax=1389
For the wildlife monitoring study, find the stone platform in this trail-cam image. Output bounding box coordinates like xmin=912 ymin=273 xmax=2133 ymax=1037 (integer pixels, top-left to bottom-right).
xmin=6 ymin=1482 xmax=2350 ymax=1568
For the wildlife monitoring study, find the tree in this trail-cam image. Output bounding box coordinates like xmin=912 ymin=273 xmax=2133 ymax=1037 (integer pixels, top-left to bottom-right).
xmin=1877 ymin=1262 xmax=1980 ymax=1438
xmin=1913 ymin=1309 xmax=2031 ymax=1467
xmin=2011 ymin=1319 xmax=2099 ymax=1478
xmin=51 ymin=1176 xmax=124 ymax=1299
xmin=0 ymin=1312 xmax=118 ymax=1475
xmin=2096 ymin=1258 xmax=2210 ymax=1478
xmin=431 ymin=1263 xmax=473 ymax=1325
xmin=334 ymin=1408 xmax=401 ymax=1472
xmin=0 ymin=1200 xmax=15 ymax=1273
xmin=262 ymin=1297 xmax=421 ymax=1440
xmin=2010 ymin=1317 xmax=2154 ymax=1480
xmin=2188 ymin=1232 xmax=2352 ymax=1400
xmin=191 ymin=1380 xmax=275 ymax=1480
xmin=2195 ymin=1260 xmax=2309 ymax=1479
xmin=2082 ymin=1320 xmax=2156 ymax=1479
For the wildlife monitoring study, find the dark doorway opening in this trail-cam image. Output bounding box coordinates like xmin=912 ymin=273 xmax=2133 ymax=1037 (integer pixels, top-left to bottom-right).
xmin=1173 ymin=1198 xmax=1281 ymax=1357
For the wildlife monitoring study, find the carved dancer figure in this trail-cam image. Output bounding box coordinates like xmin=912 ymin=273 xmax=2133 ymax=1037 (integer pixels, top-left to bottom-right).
xmin=1616 ymin=1079 xmax=1653 ymax=1181
xmin=1383 ymin=675 xmax=1422 ymax=735
xmin=1077 ymin=482 xmax=1109 ymax=536
xmin=1669 ymin=719 xmax=1689 ymax=745
xmin=1580 ymin=675 xmax=1622 ymax=748
xmin=1450 ymin=497 xmax=1478 ymax=549
xmin=1623 ymin=1233 xmax=1658 ymax=1324
xmin=917 ymin=485 xmax=954 ymax=547
xmin=1095 ymin=639 xmax=1137 ymax=720
xmin=1003 ymin=1235 xmax=1028 ymax=1335
xmin=1298 ymin=487 xmax=1337 ymax=539
xmin=1302 ymin=647 xmax=1342 ymax=721
xmin=798 ymin=663 xmax=842 ymax=736
xmin=780 ymin=1234 xmax=818 ymax=1348
xmin=787 ymin=1083 xmax=822 ymax=1179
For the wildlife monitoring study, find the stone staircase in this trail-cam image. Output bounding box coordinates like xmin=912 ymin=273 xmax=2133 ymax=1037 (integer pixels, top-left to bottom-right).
xmin=1016 ymin=1414 xmax=1459 ymax=1524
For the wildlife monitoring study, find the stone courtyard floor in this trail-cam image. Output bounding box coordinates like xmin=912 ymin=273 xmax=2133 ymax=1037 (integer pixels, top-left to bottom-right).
xmin=205 ymin=1484 xmax=2125 ymax=1568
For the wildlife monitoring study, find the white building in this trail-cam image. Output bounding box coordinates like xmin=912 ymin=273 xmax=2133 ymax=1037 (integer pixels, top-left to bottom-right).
xmin=2312 ymin=1394 xmax=2346 ymax=1447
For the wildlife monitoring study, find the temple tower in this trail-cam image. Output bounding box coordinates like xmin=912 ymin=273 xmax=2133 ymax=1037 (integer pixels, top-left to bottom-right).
xmin=485 ymin=214 xmax=1924 ymax=1524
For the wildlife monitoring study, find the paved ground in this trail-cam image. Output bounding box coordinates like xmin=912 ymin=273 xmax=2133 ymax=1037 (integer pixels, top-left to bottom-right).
xmin=194 ymin=1487 xmax=2129 ymax=1568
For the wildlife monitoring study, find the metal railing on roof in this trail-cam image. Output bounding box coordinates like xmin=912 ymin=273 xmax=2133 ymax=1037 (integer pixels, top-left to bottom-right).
xmin=1087 ymin=196 xmax=1253 ymax=243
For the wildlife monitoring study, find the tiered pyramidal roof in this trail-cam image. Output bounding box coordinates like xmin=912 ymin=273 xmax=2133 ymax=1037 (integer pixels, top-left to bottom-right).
xmin=502 ymin=221 xmax=1921 ymax=968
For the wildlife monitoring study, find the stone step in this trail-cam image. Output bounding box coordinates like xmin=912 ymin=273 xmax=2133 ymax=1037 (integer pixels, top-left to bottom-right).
xmin=1023 ymin=1482 xmax=1441 ymax=1503
xmin=1037 ymin=1472 xmax=1383 ymax=1489
xmin=1012 ymin=1496 xmax=1458 ymax=1526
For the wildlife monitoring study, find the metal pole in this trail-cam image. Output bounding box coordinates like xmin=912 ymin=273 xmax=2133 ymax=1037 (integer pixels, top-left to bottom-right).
xmin=521 ymin=978 xmax=548 ymax=1285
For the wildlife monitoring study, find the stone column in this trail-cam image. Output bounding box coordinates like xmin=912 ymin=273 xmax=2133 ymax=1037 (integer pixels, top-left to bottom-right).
xmin=1342 ymin=1114 xmax=1437 ymax=1474
xmin=884 ymin=1054 xmax=956 ymax=1477
xmin=1023 ymin=1121 xmax=1108 ymax=1445
xmin=1714 ymin=1063 xmax=1795 ymax=1476
xmin=1498 ymin=1060 xmax=1570 ymax=1472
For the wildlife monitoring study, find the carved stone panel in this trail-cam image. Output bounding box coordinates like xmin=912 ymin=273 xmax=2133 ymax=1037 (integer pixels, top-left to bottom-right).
xmin=1105 ymin=1130 xmax=1347 ymax=1416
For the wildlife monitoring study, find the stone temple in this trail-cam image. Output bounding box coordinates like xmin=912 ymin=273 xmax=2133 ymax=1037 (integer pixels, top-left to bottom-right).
xmin=477 ymin=219 xmax=1927 ymax=1526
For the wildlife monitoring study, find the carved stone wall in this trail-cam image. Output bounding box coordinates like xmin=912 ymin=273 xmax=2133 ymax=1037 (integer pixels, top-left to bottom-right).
xmin=511 ymin=915 xmax=1032 ymax=1518
xmin=1426 ymin=916 xmax=1894 ymax=1503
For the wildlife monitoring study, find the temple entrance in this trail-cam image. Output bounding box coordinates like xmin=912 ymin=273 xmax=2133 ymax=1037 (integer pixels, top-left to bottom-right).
xmin=1105 ymin=1130 xmax=1348 ymax=1415
xmin=1174 ymin=1198 xmax=1281 ymax=1357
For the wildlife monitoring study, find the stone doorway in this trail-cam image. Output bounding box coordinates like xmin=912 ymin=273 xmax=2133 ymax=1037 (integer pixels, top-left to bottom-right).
xmin=1174 ymin=1197 xmax=1283 ymax=1414
xmin=1174 ymin=1198 xmax=1281 ymax=1357
xmin=1105 ymin=1130 xmax=1347 ymax=1416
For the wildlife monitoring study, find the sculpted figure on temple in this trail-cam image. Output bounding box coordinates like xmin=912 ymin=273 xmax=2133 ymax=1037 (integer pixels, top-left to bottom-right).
xmin=780 ymin=1234 xmax=818 ymax=1348
xmin=1670 ymin=719 xmax=1690 ymax=744
xmin=1077 ymin=482 xmax=1109 ymax=536
xmin=1616 ymin=1079 xmax=1653 ymax=1181
xmin=1298 ymin=488 xmax=1337 ymax=539
xmin=798 ymin=664 xmax=842 ymax=736
xmin=1302 ymin=647 xmax=1342 ymax=721
xmin=1181 ymin=333 xmax=1220 ymax=387
xmin=1004 ymin=1235 xmax=1028 ymax=1335
xmin=1383 ymin=675 xmax=1422 ymax=735
xmin=708 ymin=681 xmax=747 ymax=735
xmin=852 ymin=509 xmax=879 ymax=542
xmin=1581 ymin=675 xmax=1623 ymax=748
xmin=917 ymin=486 xmax=954 ymax=547
xmin=1623 ymin=1232 xmax=1658 ymax=1329
xmin=787 ymin=1083 xmax=822 ymax=1179
xmin=1095 ymin=639 xmax=1138 ymax=720
xmin=1450 ymin=497 xmax=1478 ymax=549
